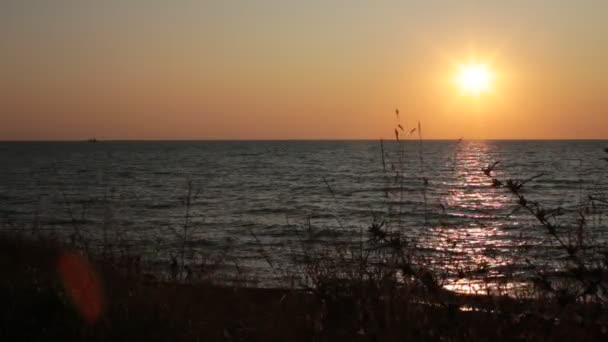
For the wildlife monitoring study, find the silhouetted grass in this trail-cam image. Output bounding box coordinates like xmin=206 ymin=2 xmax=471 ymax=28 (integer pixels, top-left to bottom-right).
xmin=2 ymin=232 xmax=608 ymax=341
xmin=483 ymin=153 xmax=608 ymax=305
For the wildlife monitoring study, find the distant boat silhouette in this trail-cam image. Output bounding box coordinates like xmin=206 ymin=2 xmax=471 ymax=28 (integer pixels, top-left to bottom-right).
xmin=87 ymin=138 xmax=98 ymax=143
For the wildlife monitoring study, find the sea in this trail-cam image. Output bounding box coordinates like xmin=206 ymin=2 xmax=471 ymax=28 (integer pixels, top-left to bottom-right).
xmin=1 ymin=140 xmax=607 ymax=292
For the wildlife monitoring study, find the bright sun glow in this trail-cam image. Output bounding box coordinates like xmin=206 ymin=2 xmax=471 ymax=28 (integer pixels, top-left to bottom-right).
xmin=455 ymin=63 xmax=494 ymax=96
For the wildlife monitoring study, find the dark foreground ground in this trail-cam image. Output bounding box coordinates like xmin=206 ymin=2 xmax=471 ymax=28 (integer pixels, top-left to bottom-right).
xmin=1 ymin=235 xmax=607 ymax=341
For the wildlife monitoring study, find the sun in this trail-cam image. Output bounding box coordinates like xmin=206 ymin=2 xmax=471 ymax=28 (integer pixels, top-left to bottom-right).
xmin=455 ymin=63 xmax=494 ymax=96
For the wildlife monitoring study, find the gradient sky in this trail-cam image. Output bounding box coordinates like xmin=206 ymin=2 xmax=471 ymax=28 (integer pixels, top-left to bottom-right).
xmin=1 ymin=0 xmax=607 ymax=140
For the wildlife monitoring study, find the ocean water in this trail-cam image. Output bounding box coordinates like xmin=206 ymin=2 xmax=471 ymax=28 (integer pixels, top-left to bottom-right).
xmin=1 ymin=140 xmax=607 ymax=290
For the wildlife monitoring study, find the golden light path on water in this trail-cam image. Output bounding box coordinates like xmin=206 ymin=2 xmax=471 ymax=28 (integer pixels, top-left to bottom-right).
xmin=419 ymin=141 xmax=530 ymax=296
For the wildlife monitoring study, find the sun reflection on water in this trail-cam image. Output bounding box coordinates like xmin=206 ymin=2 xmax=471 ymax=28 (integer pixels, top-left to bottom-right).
xmin=419 ymin=141 xmax=527 ymax=295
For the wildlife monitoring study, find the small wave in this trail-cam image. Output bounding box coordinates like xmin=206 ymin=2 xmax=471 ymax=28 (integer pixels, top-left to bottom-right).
xmin=144 ymin=203 xmax=177 ymax=210
xmin=115 ymin=171 xmax=134 ymax=178
xmin=45 ymin=218 xmax=94 ymax=225
xmin=244 ymin=207 xmax=295 ymax=215
xmin=0 ymin=208 xmax=25 ymax=217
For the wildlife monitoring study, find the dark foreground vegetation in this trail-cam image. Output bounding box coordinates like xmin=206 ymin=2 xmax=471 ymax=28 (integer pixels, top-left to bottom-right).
xmin=1 ymin=233 xmax=607 ymax=341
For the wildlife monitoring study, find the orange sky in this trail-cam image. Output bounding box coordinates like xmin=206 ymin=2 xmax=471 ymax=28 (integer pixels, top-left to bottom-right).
xmin=1 ymin=1 xmax=607 ymax=140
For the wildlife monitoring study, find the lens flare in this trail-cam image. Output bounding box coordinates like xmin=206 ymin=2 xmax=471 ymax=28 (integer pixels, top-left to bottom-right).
xmin=57 ymin=252 xmax=105 ymax=324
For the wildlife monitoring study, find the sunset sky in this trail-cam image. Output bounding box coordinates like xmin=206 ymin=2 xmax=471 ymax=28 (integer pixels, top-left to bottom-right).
xmin=1 ymin=0 xmax=607 ymax=140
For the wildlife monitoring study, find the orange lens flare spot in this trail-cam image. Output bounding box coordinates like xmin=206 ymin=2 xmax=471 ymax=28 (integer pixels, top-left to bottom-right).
xmin=57 ymin=252 xmax=105 ymax=324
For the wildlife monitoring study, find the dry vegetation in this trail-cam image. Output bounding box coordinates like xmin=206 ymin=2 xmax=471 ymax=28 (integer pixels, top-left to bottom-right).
xmin=2 ymin=233 xmax=607 ymax=341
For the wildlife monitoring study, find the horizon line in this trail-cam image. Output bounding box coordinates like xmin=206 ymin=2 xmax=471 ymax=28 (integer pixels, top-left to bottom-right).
xmin=2 ymin=138 xmax=608 ymax=143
